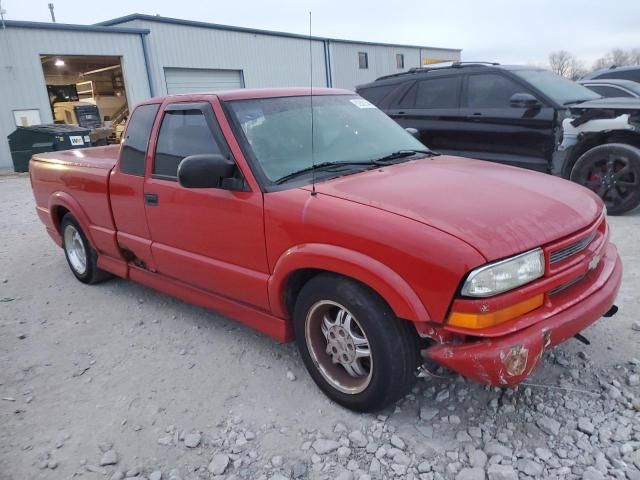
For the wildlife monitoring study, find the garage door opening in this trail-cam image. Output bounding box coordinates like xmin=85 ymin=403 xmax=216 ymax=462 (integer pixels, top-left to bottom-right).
xmin=164 ymin=68 xmax=244 ymax=94
xmin=40 ymin=54 xmax=130 ymax=145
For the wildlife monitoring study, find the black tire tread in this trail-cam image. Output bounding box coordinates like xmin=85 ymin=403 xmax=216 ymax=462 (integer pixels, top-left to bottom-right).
xmin=61 ymin=213 xmax=111 ymax=285
xmin=294 ymin=273 xmax=420 ymax=412
xmin=570 ymin=142 xmax=640 ymax=215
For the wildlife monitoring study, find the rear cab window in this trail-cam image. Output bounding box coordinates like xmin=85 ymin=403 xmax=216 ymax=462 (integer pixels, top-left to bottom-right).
xmin=120 ymin=103 xmax=160 ymax=175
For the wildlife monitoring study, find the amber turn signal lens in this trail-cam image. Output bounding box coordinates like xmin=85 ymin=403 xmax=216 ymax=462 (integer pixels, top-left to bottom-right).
xmin=447 ymin=294 xmax=544 ymax=330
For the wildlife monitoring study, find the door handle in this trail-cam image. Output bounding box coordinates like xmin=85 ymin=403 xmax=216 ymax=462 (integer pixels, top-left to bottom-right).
xmin=394 ymin=111 xmax=407 ymax=117
xmin=144 ymin=193 xmax=159 ymax=206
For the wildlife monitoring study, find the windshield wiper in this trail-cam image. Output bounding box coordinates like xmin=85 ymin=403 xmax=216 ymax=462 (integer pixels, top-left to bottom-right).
xmin=374 ymin=149 xmax=436 ymax=162
xmin=274 ymin=150 xmax=436 ymax=185
xmin=274 ymin=161 xmax=376 ymax=185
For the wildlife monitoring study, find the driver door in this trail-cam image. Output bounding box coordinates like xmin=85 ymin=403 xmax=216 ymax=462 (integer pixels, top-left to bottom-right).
xmin=456 ymin=72 xmax=556 ymax=172
xmin=143 ymin=100 xmax=270 ymax=310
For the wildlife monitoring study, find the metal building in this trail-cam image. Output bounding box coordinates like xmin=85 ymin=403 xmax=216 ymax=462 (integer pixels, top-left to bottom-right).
xmin=0 ymin=14 xmax=460 ymax=170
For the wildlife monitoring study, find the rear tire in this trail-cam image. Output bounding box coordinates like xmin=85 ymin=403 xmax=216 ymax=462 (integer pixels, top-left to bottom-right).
xmin=61 ymin=214 xmax=111 ymax=284
xmin=570 ymin=143 xmax=640 ymax=215
xmin=293 ymin=273 xmax=420 ymax=412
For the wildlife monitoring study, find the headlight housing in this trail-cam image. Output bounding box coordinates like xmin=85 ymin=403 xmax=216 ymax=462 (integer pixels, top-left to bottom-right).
xmin=461 ymin=248 xmax=545 ymax=297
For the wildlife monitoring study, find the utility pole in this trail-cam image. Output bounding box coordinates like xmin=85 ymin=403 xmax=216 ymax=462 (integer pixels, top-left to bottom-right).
xmin=0 ymin=0 xmax=7 ymax=29
xmin=48 ymin=3 xmax=56 ymax=23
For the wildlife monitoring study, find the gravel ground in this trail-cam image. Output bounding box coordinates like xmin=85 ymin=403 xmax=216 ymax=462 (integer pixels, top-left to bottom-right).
xmin=1 ymin=173 xmax=639 ymax=480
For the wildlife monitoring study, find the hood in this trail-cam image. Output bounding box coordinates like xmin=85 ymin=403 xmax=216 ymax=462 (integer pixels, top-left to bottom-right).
xmin=571 ymin=97 xmax=640 ymax=110
xmin=311 ymin=156 xmax=601 ymax=260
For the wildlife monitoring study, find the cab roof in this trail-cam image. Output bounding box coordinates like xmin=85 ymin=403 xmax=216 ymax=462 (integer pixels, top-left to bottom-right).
xmin=140 ymin=88 xmax=354 ymax=105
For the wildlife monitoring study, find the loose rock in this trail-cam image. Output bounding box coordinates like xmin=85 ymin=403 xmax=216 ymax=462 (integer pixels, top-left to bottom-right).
xmin=312 ymin=439 xmax=340 ymax=455
xmin=456 ymin=467 xmax=486 ymax=480
xmin=183 ymin=432 xmax=201 ymax=448
xmin=420 ymin=407 xmax=439 ymax=421
xmin=208 ymin=453 xmax=230 ymax=475
xmin=487 ymin=464 xmax=518 ymax=480
xmin=536 ymin=415 xmax=561 ymax=436
xmin=348 ymin=430 xmax=367 ymax=448
xmin=469 ymin=449 xmax=487 ymax=468
xmin=582 ymin=466 xmax=605 ymax=480
xmin=99 ymin=449 xmax=118 ymax=466
xmin=390 ymin=434 xmax=405 ymax=450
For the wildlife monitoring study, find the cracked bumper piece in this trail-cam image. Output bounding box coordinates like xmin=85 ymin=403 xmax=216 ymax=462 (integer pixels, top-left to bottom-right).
xmin=424 ymin=244 xmax=622 ymax=386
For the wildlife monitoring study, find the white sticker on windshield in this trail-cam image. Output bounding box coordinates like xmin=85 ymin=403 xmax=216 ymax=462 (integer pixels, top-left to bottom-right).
xmin=350 ymin=98 xmax=376 ymax=109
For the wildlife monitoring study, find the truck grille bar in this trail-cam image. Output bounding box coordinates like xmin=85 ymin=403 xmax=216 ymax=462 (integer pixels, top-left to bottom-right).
xmin=549 ymin=231 xmax=596 ymax=264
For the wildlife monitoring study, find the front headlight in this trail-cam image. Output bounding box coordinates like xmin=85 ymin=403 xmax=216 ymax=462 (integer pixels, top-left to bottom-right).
xmin=461 ymin=248 xmax=545 ymax=297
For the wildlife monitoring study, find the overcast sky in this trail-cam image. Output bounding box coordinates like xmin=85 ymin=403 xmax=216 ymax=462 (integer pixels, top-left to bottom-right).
xmin=3 ymin=0 xmax=639 ymax=67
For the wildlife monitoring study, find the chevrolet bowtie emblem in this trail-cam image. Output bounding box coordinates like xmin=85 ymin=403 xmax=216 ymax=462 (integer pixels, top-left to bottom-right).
xmin=588 ymin=255 xmax=601 ymax=271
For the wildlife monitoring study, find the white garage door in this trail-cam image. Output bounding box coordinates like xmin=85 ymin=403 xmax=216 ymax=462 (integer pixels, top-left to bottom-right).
xmin=164 ymin=68 xmax=244 ymax=94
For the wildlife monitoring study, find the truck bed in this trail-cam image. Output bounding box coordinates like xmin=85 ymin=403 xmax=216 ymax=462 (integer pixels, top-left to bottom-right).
xmin=31 ymin=145 xmax=120 ymax=170
xmin=30 ymin=145 xmax=120 ymax=252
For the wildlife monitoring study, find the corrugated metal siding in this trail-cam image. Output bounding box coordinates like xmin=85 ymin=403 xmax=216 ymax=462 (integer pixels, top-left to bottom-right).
xmin=164 ymin=68 xmax=244 ymax=94
xmin=114 ymin=20 xmax=328 ymax=96
xmin=330 ymin=42 xmax=421 ymax=90
xmin=0 ymin=27 xmax=149 ymax=169
xmin=329 ymin=42 xmax=460 ymax=90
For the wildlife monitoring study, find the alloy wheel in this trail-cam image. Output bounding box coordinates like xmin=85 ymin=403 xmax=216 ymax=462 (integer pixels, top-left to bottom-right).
xmin=305 ymin=300 xmax=373 ymax=394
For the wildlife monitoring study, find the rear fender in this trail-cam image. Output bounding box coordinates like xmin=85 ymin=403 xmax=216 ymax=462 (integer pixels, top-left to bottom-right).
xmin=268 ymin=243 xmax=430 ymax=322
xmin=48 ymin=191 xmax=97 ymax=249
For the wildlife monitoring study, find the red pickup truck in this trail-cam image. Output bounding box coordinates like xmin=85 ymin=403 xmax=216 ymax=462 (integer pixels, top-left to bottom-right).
xmin=30 ymin=88 xmax=622 ymax=412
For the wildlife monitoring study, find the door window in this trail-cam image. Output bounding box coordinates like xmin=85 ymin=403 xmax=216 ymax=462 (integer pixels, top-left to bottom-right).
xmin=358 ymin=84 xmax=398 ymax=105
xmin=153 ymin=109 xmax=222 ymax=179
xmin=120 ymin=103 xmax=160 ymax=176
xmin=585 ymin=85 xmax=633 ymax=98
xmin=398 ymin=77 xmax=460 ymax=109
xmin=467 ymin=74 xmax=525 ymax=109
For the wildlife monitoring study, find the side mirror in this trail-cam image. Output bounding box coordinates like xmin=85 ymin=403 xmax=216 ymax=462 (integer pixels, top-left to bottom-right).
xmin=405 ymin=127 xmax=419 ymax=138
xmin=510 ymin=93 xmax=541 ymax=109
xmin=178 ymin=153 xmax=235 ymax=189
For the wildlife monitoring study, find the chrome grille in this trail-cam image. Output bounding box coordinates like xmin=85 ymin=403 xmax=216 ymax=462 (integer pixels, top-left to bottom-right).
xmin=550 ymin=232 xmax=596 ymax=264
xmin=549 ymin=274 xmax=586 ymax=295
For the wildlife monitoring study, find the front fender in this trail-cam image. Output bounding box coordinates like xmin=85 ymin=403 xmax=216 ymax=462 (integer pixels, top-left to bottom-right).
xmin=268 ymin=243 xmax=430 ymax=322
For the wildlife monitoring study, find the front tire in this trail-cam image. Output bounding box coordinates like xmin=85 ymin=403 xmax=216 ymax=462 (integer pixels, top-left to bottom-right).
xmin=294 ymin=274 xmax=420 ymax=412
xmin=61 ymin=214 xmax=111 ymax=284
xmin=570 ymin=143 xmax=640 ymax=215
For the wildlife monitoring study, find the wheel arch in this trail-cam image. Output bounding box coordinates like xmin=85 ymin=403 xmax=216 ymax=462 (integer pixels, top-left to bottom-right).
xmin=268 ymin=244 xmax=431 ymax=324
xmin=562 ymin=130 xmax=640 ymax=178
xmin=48 ymin=192 xmax=97 ymax=249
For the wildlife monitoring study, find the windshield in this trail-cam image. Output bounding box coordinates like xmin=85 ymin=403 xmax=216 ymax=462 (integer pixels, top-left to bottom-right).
xmin=227 ymin=94 xmax=427 ymax=184
xmin=513 ymin=69 xmax=601 ymax=105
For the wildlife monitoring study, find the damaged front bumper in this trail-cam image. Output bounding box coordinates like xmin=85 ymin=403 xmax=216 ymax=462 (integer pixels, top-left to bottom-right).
xmin=423 ymin=243 xmax=622 ymax=386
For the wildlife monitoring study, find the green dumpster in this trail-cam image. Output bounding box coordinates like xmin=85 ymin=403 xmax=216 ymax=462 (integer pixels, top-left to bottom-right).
xmin=7 ymin=124 xmax=92 ymax=172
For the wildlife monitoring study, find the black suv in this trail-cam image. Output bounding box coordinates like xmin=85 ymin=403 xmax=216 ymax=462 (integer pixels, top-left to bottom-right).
xmin=357 ymin=62 xmax=640 ymax=214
